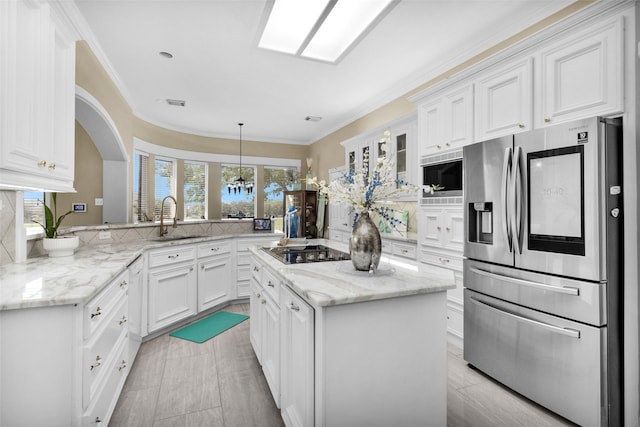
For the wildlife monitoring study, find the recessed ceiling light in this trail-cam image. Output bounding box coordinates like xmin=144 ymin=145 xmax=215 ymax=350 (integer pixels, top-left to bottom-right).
xmin=159 ymin=51 xmax=174 ymax=59
xmin=259 ymin=0 xmax=395 ymax=63
xmin=305 ymin=116 xmax=322 ymax=122
xmin=166 ymin=99 xmax=186 ymax=107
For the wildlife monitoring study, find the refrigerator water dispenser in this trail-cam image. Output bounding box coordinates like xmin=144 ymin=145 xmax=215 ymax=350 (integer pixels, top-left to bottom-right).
xmin=469 ymin=202 xmax=493 ymax=244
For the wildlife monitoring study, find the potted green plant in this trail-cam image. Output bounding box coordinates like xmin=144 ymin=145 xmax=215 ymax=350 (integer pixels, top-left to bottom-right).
xmin=34 ymin=192 xmax=79 ymax=257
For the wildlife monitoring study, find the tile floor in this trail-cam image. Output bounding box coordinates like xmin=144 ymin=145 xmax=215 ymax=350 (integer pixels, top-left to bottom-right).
xmin=110 ymin=303 xmax=575 ymax=427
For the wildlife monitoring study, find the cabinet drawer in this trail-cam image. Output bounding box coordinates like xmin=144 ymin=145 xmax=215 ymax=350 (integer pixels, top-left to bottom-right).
xmin=419 ymin=247 xmax=462 ymax=271
xmin=262 ymin=267 xmax=280 ymax=304
xmin=83 ymin=296 xmax=128 ymax=408
xmin=237 ymin=252 xmax=251 ymax=267
xmin=148 ymin=245 xmax=196 ymax=268
xmin=381 ymin=240 xmax=392 ymax=254
xmin=237 ymin=264 xmax=251 ymax=282
xmin=84 ymin=270 xmax=129 ymax=340
xmin=251 ymin=258 xmax=263 ymax=282
xmin=197 ymin=240 xmax=231 ymax=258
xmin=82 ymin=332 xmax=129 ymax=426
xmin=393 ymin=242 xmax=416 ymax=260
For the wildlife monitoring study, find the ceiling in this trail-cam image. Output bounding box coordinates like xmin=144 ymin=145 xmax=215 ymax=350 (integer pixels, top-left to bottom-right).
xmin=73 ymin=0 xmax=575 ymax=145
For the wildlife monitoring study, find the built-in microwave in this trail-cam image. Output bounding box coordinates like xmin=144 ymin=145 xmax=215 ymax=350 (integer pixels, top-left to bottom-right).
xmin=420 ymin=150 xmax=463 ymax=198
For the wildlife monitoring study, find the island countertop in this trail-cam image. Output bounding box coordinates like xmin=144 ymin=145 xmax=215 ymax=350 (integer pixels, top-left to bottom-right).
xmin=249 ymin=239 xmax=455 ymax=308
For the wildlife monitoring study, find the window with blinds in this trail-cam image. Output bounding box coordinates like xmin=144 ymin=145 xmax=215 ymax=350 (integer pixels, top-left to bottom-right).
xmin=154 ymin=157 xmax=176 ymax=220
xmin=133 ymin=152 xmax=149 ymax=222
xmin=184 ymin=160 xmax=207 ymax=220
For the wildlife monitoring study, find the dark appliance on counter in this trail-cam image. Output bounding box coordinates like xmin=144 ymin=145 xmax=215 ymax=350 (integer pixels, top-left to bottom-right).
xmin=463 ymin=117 xmax=623 ymax=426
xmin=263 ymin=245 xmax=350 ymax=264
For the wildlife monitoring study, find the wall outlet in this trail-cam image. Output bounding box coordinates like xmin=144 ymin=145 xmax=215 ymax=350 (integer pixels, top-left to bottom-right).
xmin=98 ymin=231 xmax=111 ymax=240
xmin=95 ymin=198 xmax=104 ymax=206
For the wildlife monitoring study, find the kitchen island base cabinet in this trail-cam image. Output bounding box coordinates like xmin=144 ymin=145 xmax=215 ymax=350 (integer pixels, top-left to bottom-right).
xmin=316 ymin=292 xmax=447 ymax=427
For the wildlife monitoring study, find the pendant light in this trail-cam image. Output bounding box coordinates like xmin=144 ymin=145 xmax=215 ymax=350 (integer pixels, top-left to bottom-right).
xmin=233 ymin=123 xmax=253 ymax=194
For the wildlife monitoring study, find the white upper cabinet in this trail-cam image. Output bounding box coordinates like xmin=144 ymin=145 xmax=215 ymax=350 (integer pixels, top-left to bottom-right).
xmin=418 ymin=84 xmax=474 ymax=156
xmin=535 ymin=16 xmax=623 ymax=127
xmin=474 ymin=58 xmax=533 ymax=141
xmin=0 ymin=0 xmax=76 ymax=192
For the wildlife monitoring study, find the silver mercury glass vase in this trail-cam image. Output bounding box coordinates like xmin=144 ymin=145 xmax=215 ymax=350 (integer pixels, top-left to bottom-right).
xmin=349 ymin=210 xmax=382 ymax=272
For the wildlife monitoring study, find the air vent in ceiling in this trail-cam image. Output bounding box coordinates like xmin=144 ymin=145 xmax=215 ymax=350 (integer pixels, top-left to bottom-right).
xmin=166 ymin=99 xmax=186 ymax=107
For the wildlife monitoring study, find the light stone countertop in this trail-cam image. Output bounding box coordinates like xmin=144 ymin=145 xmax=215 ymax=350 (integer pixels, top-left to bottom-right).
xmin=0 ymin=234 xmax=279 ymax=311
xmin=249 ymin=239 xmax=455 ymax=308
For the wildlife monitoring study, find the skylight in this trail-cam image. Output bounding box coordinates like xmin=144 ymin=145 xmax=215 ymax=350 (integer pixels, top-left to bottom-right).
xmin=258 ymin=0 xmax=395 ymax=63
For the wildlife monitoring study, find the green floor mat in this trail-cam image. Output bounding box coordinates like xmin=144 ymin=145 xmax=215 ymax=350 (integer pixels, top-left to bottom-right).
xmin=170 ymin=311 xmax=249 ymax=343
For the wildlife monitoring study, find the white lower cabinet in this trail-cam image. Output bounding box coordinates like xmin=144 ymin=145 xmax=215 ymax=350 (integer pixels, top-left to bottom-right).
xmin=197 ymin=240 xmax=232 ymax=311
xmin=280 ymin=285 xmax=314 ymax=427
xmin=235 ymin=236 xmax=278 ymax=298
xmin=250 ymin=260 xmax=283 ymax=407
xmin=147 ymin=245 xmax=197 ymax=333
xmin=0 ymin=268 xmax=135 ymax=426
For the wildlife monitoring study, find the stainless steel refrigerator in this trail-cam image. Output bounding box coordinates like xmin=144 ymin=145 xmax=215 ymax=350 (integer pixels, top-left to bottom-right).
xmin=463 ymin=116 xmax=623 ymax=426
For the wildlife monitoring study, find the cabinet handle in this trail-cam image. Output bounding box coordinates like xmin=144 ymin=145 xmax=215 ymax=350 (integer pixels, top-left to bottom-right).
xmin=37 ymin=160 xmax=47 ymax=168
xmin=48 ymin=163 xmax=56 ymax=171
xmin=253 ymin=266 xmax=260 ymax=272
xmin=261 ymin=299 xmax=267 ymax=305
xmin=189 ymin=267 xmax=194 ymax=272
xmin=119 ymin=315 xmax=127 ymax=325
xmin=446 ymin=143 xmax=451 ymax=147
xmin=168 ymin=254 xmax=179 ymax=259
xmin=210 ymin=247 xmax=219 ymax=252
xmin=544 ymin=117 xmax=551 ymax=123
xmin=446 ymin=227 xmax=450 ymax=232
xmin=90 ymin=355 xmax=102 ymax=371
xmin=118 ymin=360 xmax=127 ymax=371
xmin=289 ymin=302 xmax=300 ymax=312
xmin=256 ymin=292 xmax=261 ymax=299
xmin=267 ymin=281 xmax=275 ymax=288
xmin=518 ymin=123 xmax=525 ymax=128
xmin=401 ymin=249 xmax=408 ymax=254
xmin=90 ymin=307 xmax=102 ymax=319
xmin=437 ymin=226 xmax=441 ymax=231
xmin=95 ymin=417 xmax=102 ymax=424
xmin=438 ymin=257 xmax=450 ymax=264
xmin=436 ymin=144 xmax=442 ymax=149
xmin=119 ymin=280 xmax=128 ymax=288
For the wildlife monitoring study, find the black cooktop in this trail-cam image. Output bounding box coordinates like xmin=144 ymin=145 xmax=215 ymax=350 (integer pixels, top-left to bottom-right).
xmin=263 ymin=245 xmax=350 ymax=264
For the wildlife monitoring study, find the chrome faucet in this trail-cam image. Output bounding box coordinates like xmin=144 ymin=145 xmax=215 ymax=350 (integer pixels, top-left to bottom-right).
xmin=159 ymin=195 xmax=178 ymax=237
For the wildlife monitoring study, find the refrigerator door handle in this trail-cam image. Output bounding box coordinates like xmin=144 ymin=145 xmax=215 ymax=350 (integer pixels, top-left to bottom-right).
xmin=502 ymin=147 xmax=513 ymax=252
xmin=513 ymin=146 xmax=524 ymax=254
xmin=469 ymin=266 xmax=581 ymax=296
xmin=469 ymin=295 xmax=581 ymax=339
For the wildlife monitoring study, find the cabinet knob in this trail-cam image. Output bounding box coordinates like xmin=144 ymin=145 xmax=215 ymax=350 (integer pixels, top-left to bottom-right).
xmin=118 ymin=360 xmax=127 ymax=372
xmin=446 ymin=227 xmax=450 ymax=232
xmin=518 ymin=123 xmax=525 ymax=128
xmin=48 ymin=163 xmax=56 ymax=171
xmin=90 ymin=307 xmax=102 ymax=319
xmin=267 ymin=281 xmax=275 ymax=288
xmin=90 ymin=355 xmax=102 ymax=371
xmin=95 ymin=417 xmax=102 ymax=424
xmin=253 ymin=266 xmax=260 ymax=272
xmin=37 ymin=160 xmax=47 ymax=168
xmin=261 ymin=299 xmax=267 ymax=305
xmin=436 ymin=145 xmax=442 ymax=149
xmin=544 ymin=117 xmax=551 ymax=123
xmin=289 ymin=302 xmax=300 ymax=312
xmin=445 ymin=143 xmax=450 ymax=147
xmin=437 ymin=226 xmax=441 ymax=231
xmin=119 ymin=315 xmax=127 ymax=325
xmin=256 ymin=292 xmax=261 ymax=299
xmin=119 ymin=280 xmax=128 ymax=288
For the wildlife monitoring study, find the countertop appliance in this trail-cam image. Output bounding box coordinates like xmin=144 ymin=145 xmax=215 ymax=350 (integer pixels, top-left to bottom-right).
xmin=263 ymin=245 xmax=350 ymax=264
xmin=463 ymin=117 xmax=623 ymax=426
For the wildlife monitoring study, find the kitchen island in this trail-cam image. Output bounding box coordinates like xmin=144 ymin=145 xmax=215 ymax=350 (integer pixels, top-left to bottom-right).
xmin=249 ymin=239 xmax=455 ymax=427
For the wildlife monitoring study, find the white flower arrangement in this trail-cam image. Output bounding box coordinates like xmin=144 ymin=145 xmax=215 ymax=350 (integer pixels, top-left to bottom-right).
xmin=309 ymin=131 xmax=418 ymax=230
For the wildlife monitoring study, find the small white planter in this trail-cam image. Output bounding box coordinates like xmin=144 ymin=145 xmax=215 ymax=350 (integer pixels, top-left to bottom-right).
xmin=42 ymin=236 xmax=79 ymax=257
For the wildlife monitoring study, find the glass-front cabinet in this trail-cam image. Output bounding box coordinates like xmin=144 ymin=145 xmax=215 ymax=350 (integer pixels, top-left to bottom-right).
xmin=283 ymin=190 xmax=318 ymax=239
